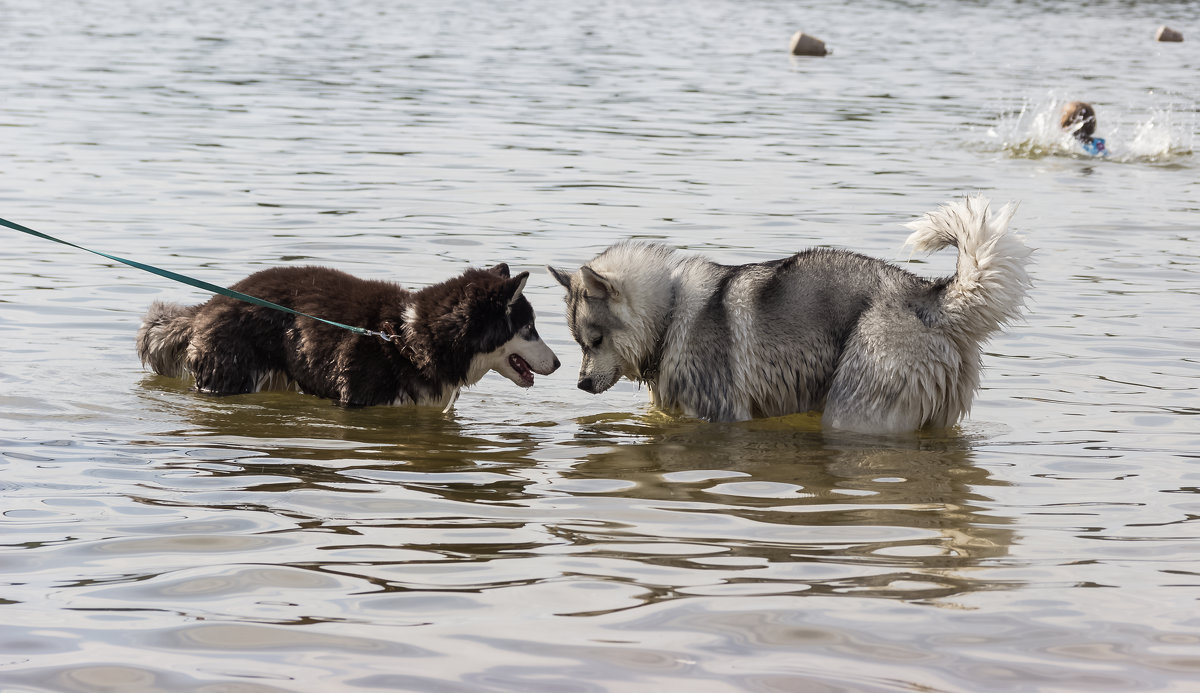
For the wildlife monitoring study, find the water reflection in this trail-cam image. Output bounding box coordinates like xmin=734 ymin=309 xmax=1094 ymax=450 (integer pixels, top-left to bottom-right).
xmin=136 ymin=373 xmax=543 ymax=467
xmin=560 ymin=415 xmax=1016 ymax=603
xmin=115 ymin=390 xmax=1018 ymax=614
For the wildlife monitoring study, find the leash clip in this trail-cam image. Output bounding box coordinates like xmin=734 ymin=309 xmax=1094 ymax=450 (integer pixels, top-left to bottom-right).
xmin=367 ymin=329 xmax=401 ymax=344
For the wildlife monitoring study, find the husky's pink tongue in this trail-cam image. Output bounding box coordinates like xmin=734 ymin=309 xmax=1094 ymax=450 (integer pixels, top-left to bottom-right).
xmin=509 ymin=354 xmax=534 ymax=386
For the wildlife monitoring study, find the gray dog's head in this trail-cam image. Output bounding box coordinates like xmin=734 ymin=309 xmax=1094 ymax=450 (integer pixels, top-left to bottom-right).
xmin=549 ymin=243 xmax=680 ymax=396
xmin=547 ymin=264 xmax=631 ymax=394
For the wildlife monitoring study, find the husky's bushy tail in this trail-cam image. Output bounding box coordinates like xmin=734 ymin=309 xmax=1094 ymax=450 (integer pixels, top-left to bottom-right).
xmin=136 ymin=300 xmax=197 ymax=378
xmin=904 ymin=195 xmax=1033 ymax=336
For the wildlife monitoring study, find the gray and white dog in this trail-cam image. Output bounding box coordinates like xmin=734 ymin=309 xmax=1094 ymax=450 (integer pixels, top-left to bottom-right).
xmin=547 ymin=196 xmax=1032 ymax=434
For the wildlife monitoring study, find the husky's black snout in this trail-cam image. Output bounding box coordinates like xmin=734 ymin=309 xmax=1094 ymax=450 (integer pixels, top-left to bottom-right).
xmin=552 ymin=356 xmax=561 ymax=372
xmin=577 ymin=376 xmax=594 ymax=392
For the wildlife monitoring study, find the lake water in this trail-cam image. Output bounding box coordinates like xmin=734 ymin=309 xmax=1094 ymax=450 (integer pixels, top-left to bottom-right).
xmin=2 ymin=0 xmax=1198 ymax=691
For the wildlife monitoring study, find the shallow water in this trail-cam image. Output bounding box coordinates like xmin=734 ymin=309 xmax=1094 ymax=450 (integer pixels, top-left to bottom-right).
xmin=2 ymin=0 xmax=1199 ymax=691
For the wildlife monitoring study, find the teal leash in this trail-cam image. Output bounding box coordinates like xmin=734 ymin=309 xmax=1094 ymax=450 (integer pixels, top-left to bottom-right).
xmin=0 ymin=216 xmax=398 ymax=342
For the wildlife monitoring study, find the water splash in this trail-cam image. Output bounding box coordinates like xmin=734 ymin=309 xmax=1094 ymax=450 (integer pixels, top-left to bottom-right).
xmin=987 ymin=96 xmax=1194 ymax=163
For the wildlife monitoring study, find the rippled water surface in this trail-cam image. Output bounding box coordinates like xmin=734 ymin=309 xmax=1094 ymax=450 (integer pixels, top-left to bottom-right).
xmin=2 ymin=1 xmax=1199 ymax=691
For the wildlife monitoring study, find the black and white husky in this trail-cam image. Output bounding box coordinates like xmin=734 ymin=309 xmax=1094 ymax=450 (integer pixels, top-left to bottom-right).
xmin=137 ymin=263 xmax=559 ymax=409
xmin=548 ymin=196 xmax=1032 ymax=434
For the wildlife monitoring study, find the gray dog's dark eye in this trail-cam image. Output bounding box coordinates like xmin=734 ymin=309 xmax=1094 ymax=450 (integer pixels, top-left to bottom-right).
xmin=590 ymin=335 xmax=603 ymax=348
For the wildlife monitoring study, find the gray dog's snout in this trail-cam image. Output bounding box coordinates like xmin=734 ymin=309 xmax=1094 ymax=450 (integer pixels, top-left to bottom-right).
xmin=577 ymin=377 xmax=594 ymax=392
xmin=551 ymin=356 xmax=561 ymax=372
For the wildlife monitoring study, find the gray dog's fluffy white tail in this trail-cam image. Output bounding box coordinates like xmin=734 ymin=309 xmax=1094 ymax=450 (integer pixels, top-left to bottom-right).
xmin=823 ymin=195 xmax=1033 ymax=432
xmin=136 ymin=300 xmax=197 ymax=378
xmin=904 ymin=195 xmax=1033 ymax=337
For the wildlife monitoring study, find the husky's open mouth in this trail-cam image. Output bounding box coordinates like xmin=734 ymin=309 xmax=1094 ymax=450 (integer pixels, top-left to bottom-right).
xmin=509 ymin=353 xmax=535 ymax=387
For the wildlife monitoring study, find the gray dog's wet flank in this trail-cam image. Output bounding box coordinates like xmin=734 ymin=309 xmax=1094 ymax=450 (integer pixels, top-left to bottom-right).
xmin=550 ymin=196 xmax=1032 ymax=434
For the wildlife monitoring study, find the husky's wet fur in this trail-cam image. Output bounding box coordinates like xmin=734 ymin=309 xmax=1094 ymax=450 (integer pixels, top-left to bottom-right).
xmin=548 ymin=196 xmax=1032 ymax=434
xmin=137 ymin=263 xmax=559 ymax=409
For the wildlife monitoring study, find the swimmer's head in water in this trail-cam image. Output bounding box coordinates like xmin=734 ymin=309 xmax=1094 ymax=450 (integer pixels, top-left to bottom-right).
xmin=1060 ymin=101 xmax=1097 ymax=140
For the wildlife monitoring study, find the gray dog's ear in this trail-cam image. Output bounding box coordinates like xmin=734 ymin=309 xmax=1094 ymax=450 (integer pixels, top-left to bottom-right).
xmin=547 ymin=265 xmax=573 ymax=290
xmin=580 ymin=266 xmax=617 ymax=299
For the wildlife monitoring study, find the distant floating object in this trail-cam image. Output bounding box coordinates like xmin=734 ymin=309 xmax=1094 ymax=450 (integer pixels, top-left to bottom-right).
xmin=789 ymin=31 xmax=828 ymax=57
xmin=1156 ymin=25 xmax=1184 ymax=42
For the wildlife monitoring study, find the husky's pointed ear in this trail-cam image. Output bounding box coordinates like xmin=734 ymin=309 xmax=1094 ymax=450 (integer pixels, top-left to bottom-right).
xmin=547 ymin=265 xmax=573 ymax=291
xmin=505 ymin=272 xmax=529 ymax=307
xmin=580 ymin=265 xmax=617 ymax=299
xmin=488 ymin=263 xmax=511 ymax=278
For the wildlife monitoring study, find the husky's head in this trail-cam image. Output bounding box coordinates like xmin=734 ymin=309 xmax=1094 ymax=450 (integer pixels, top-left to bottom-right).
xmin=407 ymin=263 xmax=559 ymax=389
xmin=548 ymin=243 xmax=677 ymax=395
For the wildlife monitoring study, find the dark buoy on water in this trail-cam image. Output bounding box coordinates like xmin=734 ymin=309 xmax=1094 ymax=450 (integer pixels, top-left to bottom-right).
xmin=1155 ymin=25 xmax=1183 ymax=42
xmin=789 ymin=31 xmax=828 ymax=57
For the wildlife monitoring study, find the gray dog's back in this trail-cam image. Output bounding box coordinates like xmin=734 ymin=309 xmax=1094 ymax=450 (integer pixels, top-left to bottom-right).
xmin=653 ymin=249 xmax=938 ymax=422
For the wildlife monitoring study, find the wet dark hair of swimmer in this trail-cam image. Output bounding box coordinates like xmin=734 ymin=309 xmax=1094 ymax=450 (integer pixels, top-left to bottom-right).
xmin=1060 ymin=101 xmax=1097 ymax=140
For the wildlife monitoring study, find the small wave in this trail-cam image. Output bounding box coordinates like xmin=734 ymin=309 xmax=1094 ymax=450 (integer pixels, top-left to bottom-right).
xmin=985 ymin=96 xmax=1194 ymax=164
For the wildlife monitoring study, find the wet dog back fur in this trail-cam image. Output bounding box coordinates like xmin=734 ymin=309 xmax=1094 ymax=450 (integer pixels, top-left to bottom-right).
xmin=549 ymin=196 xmax=1032 ymax=434
xmin=137 ymin=264 xmax=558 ymax=408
